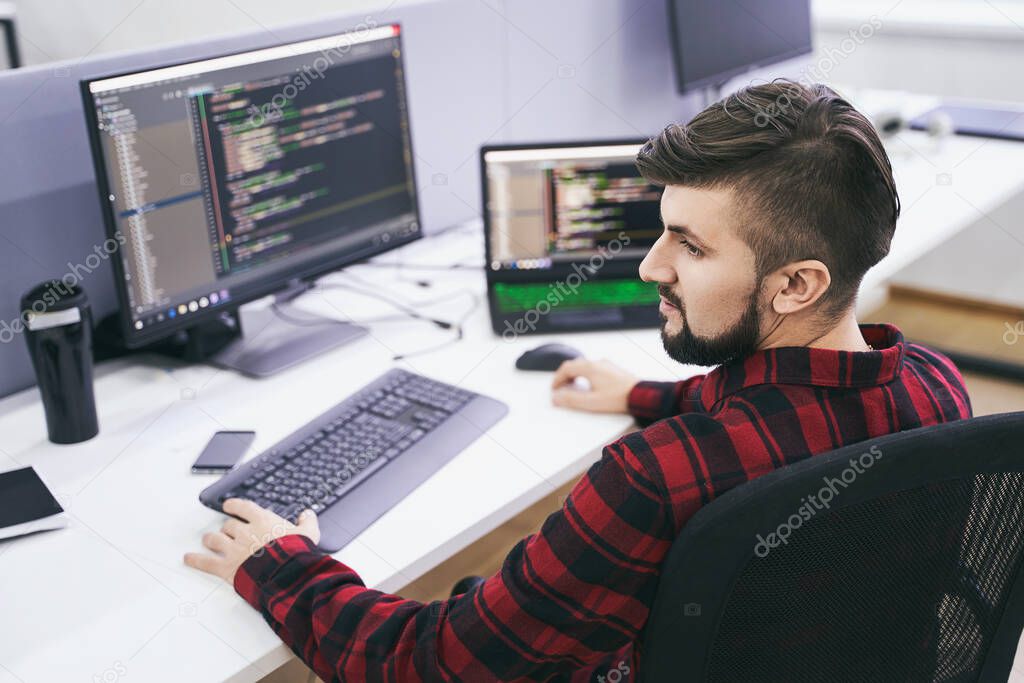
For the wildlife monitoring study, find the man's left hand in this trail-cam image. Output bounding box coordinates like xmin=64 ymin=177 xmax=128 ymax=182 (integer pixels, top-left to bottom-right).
xmin=184 ymin=498 xmax=321 ymax=584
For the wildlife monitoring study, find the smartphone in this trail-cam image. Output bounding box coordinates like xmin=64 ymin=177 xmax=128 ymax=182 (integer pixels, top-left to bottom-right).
xmin=191 ymin=431 xmax=256 ymax=474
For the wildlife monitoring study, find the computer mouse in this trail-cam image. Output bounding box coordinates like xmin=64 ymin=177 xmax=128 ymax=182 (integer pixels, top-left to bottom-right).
xmin=515 ymin=343 xmax=582 ymax=371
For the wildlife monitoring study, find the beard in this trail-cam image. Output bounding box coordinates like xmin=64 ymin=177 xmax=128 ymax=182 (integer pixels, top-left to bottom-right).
xmin=658 ymin=284 xmax=763 ymax=367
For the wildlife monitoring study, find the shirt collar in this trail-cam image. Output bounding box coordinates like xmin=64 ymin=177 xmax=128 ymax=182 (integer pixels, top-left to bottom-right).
xmin=699 ymin=323 xmax=906 ymax=413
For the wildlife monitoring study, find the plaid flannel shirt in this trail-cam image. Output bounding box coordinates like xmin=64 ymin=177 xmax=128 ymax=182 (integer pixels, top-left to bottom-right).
xmin=234 ymin=323 xmax=972 ymax=682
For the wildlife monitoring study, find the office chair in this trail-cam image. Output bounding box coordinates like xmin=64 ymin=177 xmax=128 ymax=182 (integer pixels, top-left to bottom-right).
xmin=640 ymin=411 xmax=1024 ymax=683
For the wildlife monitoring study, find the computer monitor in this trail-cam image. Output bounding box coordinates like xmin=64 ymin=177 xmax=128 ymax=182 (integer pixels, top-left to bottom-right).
xmin=668 ymin=0 xmax=813 ymax=93
xmin=81 ymin=24 xmax=420 ymax=372
xmin=480 ymin=140 xmax=662 ymax=336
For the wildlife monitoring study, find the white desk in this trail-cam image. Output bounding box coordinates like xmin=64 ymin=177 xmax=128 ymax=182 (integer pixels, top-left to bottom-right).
xmin=854 ymin=94 xmax=1024 ymax=297
xmin=3 ymin=129 xmax=1024 ymax=683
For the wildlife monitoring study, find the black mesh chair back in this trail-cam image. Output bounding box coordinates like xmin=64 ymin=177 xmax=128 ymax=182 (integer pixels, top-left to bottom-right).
xmin=640 ymin=412 xmax=1024 ymax=683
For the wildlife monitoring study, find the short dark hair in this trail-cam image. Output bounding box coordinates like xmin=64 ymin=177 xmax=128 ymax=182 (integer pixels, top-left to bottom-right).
xmin=636 ymin=79 xmax=899 ymax=318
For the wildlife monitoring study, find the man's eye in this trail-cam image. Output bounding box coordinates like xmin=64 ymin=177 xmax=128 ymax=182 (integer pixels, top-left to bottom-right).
xmin=679 ymin=238 xmax=701 ymax=257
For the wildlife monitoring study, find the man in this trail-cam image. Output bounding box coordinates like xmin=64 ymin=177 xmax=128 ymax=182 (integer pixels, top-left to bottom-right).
xmin=185 ymin=80 xmax=972 ymax=681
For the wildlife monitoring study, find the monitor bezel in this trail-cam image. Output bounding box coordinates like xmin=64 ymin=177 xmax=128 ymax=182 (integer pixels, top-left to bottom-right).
xmin=79 ymin=22 xmax=422 ymax=349
xmin=666 ymin=0 xmax=813 ymax=94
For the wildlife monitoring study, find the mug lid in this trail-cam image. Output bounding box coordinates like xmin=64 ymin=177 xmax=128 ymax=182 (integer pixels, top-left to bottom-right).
xmin=20 ymin=280 xmax=88 ymax=314
xmin=20 ymin=281 xmax=89 ymax=330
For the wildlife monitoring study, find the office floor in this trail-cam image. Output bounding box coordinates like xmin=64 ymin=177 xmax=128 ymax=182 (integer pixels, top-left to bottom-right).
xmin=260 ymin=290 xmax=1024 ymax=683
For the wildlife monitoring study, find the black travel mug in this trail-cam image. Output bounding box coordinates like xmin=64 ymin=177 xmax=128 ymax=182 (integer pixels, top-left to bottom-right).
xmin=20 ymin=281 xmax=99 ymax=444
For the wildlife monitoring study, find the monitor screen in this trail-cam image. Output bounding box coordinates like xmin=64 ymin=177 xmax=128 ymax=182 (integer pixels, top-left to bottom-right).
xmin=81 ymin=24 xmax=420 ymax=346
xmin=668 ymin=0 xmax=812 ymax=93
xmin=481 ymin=141 xmax=662 ymax=334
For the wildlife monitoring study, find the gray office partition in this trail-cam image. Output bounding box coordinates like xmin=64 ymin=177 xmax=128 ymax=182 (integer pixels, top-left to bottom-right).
xmin=0 ymin=0 xmax=700 ymax=398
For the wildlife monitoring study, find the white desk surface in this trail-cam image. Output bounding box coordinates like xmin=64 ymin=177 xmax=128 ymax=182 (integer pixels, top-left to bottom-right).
xmin=3 ymin=129 xmax=1024 ymax=683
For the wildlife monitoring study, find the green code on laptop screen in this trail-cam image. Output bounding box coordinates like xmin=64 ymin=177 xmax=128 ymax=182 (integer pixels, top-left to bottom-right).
xmin=492 ymin=280 xmax=659 ymax=314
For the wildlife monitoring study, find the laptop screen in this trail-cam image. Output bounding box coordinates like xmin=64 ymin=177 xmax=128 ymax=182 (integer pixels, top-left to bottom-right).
xmin=480 ymin=141 xmax=663 ymax=335
xmin=482 ymin=142 xmax=659 ymax=272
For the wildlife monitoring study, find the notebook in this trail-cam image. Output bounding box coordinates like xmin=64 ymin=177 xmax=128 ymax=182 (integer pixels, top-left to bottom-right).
xmin=0 ymin=466 xmax=68 ymax=541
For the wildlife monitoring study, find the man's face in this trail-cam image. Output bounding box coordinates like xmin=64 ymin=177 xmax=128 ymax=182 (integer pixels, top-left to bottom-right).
xmin=638 ymin=185 xmax=765 ymax=367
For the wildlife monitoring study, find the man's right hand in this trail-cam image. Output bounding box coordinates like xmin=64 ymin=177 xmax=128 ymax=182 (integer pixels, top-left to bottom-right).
xmin=551 ymin=358 xmax=638 ymax=414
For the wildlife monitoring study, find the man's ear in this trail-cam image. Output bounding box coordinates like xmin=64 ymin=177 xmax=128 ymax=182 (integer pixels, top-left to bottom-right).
xmin=767 ymin=260 xmax=831 ymax=315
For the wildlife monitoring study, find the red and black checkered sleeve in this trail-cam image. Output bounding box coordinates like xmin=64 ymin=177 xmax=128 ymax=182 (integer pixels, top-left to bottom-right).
xmin=233 ymin=432 xmax=677 ymax=682
xmin=627 ymin=374 xmax=706 ymax=426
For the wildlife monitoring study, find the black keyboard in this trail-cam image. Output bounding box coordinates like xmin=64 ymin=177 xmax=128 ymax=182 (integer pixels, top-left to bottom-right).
xmin=199 ymin=369 xmax=508 ymax=552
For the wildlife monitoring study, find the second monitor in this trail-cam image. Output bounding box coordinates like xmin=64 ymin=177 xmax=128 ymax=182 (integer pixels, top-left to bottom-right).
xmin=481 ymin=140 xmax=662 ymax=336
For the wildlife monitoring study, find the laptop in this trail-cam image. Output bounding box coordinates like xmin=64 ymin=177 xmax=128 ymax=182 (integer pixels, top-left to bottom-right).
xmin=480 ymin=140 xmax=662 ymax=337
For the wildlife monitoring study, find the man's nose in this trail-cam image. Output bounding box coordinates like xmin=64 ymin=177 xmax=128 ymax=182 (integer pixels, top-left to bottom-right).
xmin=639 ymin=243 xmax=676 ymax=284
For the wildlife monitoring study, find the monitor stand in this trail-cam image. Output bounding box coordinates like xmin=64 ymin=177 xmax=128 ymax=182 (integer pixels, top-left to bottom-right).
xmin=95 ymin=286 xmax=367 ymax=377
xmin=200 ymin=304 xmax=367 ymax=378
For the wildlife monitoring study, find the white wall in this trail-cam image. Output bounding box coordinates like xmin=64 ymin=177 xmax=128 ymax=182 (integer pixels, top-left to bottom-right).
xmin=11 ymin=0 xmax=394 ymax=66
xmin=13 ymin=0 xmax=1024 ymax=102
xmin=811 ymin=0 xmax=1024 ymax=102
